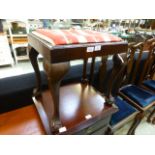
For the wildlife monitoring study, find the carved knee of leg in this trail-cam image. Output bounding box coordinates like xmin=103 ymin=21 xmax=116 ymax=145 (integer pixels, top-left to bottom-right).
xmin=43 ymin=59 xmax=70 ymax=82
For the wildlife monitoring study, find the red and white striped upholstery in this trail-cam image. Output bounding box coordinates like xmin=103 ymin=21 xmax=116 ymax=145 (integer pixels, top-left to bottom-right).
xmin=32 ymin=29 xmax=122 ymax=46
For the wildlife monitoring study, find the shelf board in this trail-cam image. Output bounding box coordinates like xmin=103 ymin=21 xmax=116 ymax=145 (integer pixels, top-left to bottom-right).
xmin=17 ymin=55 xmax=29 ymax=61
xmin=7 ymin=34 xmax=27 ymax=37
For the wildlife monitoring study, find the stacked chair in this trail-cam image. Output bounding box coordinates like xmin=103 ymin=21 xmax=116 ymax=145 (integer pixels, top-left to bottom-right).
xmin=140 ymin=40 xmax=155 ymax=124
xmin=98 ymin=38 xmax=155 ymax=135
xmin=98 ymin=54 xmax=138 ymax=134
xmin=118 ymin=39 xmax=155 ymax=134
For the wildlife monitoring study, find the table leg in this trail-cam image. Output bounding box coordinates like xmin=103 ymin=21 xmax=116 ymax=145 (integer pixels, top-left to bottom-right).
xmin=43 ymin=59 xmax=70 ymax=131
xmin=99 ymin=56 xmax=108 ymax=93
xmin=147 ymin=107 xmax=155 ymax=124
xmin=29 ymin=47 xmax=42 ymax=97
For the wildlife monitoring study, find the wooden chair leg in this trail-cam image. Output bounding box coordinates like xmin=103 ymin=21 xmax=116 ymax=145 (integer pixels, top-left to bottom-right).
xmin=127 ymin=112 xmax=144 ymax=135
xmin=147 ymin=107 xmax=155 ymax=123
xmin=152 ymin=117 xmax=155 ymax=124
xmin=105 ymin=126 xmax=114 ymax=135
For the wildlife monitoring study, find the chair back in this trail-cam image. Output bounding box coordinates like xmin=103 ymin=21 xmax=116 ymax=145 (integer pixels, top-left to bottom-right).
xmin=140 ymin=39 xmax=155 ymax=81
xmin=98 ymin=53 xmax=127 ymax=99
xmin=127 ymin=38 xmax=155 ymax=85
xmin=145 ymin=42 xmax=155 ymax=79
xmin=127 ymin=42 xmax=144 ymax=84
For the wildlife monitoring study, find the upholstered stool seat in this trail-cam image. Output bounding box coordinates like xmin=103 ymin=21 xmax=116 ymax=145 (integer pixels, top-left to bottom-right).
xmin=120 ymin=85 xmax=155 ymax=107
xmin=110 ymin=97 xmax=137 ymax=126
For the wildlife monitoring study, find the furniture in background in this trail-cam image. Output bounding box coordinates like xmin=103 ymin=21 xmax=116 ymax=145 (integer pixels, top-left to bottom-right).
xmin=28 ymin=20 xmax=43 ymax=32
xmin=118 ymin=41 xmax=155 ymax=134
xmin=7 ymin=20 xmax=29 ymax=64
xmin=0 ymin=41 xmax=154 ymax=134
xmin=140 ymin=41 xmax=155 ymax=124
xmin=0 ymin=34 xmax=13 ymax=66
xmin=98 ymin=54 xmax=138 ymax=134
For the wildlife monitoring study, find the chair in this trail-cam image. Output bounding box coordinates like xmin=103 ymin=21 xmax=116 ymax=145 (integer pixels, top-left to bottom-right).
xmin=98 ymin=53 xmax=138 ymax=134
xmin=128 ymin=39 xmax=155 ymax=124
xmin=141 ymin=41 xmax=155 ymax=92
xmin=7 ymin=20 xmax=29 ymax=64
xmin=118 ymin=41 xmax=155 ymax=134
xmin=140 ymin=41 xmax=155 ymax=123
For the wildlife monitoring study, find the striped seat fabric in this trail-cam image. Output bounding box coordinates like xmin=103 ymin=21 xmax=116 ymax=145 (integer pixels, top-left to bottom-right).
xmin=32 ymin=29 xmax=122 ymax=46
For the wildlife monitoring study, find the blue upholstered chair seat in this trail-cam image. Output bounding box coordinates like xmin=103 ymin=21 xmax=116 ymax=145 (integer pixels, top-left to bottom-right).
xmin=143 ymin=80 xmax=155 ymax=91
xmin=120 ymin=85 xmax=155 ymax=107
xmin=110 ymin=97 xmax=137 ymax=126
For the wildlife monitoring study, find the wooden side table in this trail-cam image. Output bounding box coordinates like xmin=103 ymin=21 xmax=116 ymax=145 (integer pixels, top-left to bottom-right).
xmin=28 ymin=29 xmax=128 ymax=134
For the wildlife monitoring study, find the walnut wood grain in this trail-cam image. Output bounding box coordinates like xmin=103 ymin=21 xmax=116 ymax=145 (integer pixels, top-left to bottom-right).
xmin=28 ymin=33 xmax=127 ymax=134
xmin=28 ymin=33 xmax=128 ymax=63
xmin=29 ymin=46 xmax=42 ymax=96
xmin=33 ymin=84 xmax=117 ymax=134
xmin=43 ymin=60 xmax=70 ymax=131
xmin=0 ymin=105 xmax=45 ymax=135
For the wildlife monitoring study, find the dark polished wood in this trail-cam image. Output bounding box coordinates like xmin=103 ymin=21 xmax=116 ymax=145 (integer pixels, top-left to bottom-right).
xmin=82 ymin=58 xmax=88 ymax=83
xmin=89 ymin=57 xmax=96 ymax=84
xmin=127 ymin=112 xmax=144 ymax=135
xmin=0 ymin=105 xmax=45 ymax=135
xmin=98 ymin=53 xmax=139 ymax=135
xmin=147 ymin=54 xmax=155 ymax=79
xmin=28 ymin=32 xmax=128 ymax=134
xmin=33 ymin=84 xmax=117 ymax=134
xmin=29 ymin=46 xmax=42 ymax=97
xmin=139 ymin=40 xmax=155 ymax=84
xmin=140 ymin=40 xmax=155 ymax=123
xmin=118 ymin=40 xmax=155 ymax=134
xmin=119 ymin=41 xmax=155 ymax=112
xmin=98 ymin=56 xmax=109 ymax=93
xmin=145 ymin=42 xmax=155 ymax=79
xmin=99 ymin=53 xmax=127 ymax=98
xmin=147 ymin=107 xmax=155 ymax=123
xmin=126 ymin=42 xmax=143 ymax=84
xmin=43 ymin=60 xmax=70 ymax=131
xmin=28 ymin=33 xmax=128 ymax=63
xmin=131 ymin=43 xmax=144 ymax=84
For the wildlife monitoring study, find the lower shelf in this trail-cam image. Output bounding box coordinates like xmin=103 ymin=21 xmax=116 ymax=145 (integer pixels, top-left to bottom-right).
xmin=34 ymin=83 xmax=117 ymax=135
xmin=17 ymin=55 xmax=29 ymax=61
